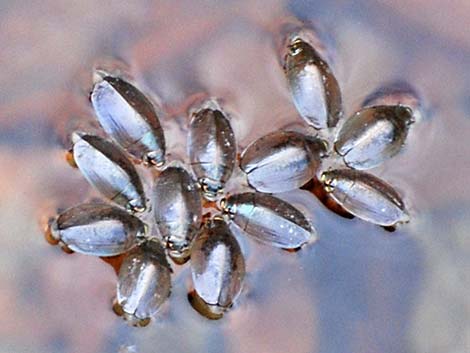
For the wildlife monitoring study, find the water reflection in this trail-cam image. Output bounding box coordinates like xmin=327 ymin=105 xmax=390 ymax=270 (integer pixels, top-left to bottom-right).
xmin=280 ymin=189 xmax=424 ymax=353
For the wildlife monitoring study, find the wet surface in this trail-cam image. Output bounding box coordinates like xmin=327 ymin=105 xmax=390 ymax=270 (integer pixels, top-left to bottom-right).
xmin=0 ymin=1 xmax=469 ymax=353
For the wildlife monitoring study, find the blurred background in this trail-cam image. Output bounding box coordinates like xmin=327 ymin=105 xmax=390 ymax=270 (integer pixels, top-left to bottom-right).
xmin=0 ymin=1 xmax=469 ymax=352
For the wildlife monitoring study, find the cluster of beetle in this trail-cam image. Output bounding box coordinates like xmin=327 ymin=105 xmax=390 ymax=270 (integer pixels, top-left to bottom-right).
xmin=44 ymin=22 xmax=424 ymax=326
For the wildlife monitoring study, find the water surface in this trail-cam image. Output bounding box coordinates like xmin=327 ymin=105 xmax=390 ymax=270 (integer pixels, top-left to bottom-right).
xmin=0 ymin=1 xmax=469 ymax=353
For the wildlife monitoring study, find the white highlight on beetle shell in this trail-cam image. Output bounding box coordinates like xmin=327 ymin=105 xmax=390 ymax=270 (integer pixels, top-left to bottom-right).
xmin=240 ymin=131 xmax=327 ymax=193
xmin=116 ymin=240 xmax=172 ymax=325
xmin=72 ymin=132 xmax=146 ymax=212
xmin=283 ymin=37 xmax=342 ymax=129
xmin=222 ymin=192 xmax=317 ymax=249
xmin=50 ymin=203 xmax=146 ymax=256
xmin=188 ymin=102 xmax=236 ymax=200
xmin=91 ymin=74 xmax=166 ymax=166
xmin=334 ymin=105 xmax=414 ymax=170
xmin=321 ymin=169 xmax=409 ymax=226
xmin=278 ymin=21 xmax=336 ymax=70
xmin=191 ymin=217 xmax=245 ymax=311
xmin=153 ymin=166 xmax=202 ymax=263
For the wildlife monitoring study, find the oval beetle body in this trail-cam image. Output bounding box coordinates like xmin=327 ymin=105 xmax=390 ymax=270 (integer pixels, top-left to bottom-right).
xmin=284 ymin=38 xmax=342 ymax=129
xmin=321 ymin=169 xmax=409 ymax=226
xmin=240 ymin=131 xmax=327 ymax=193
xmin=190 ymin=217 xmax=245 ymax=319
xmin=153 ymin=166 xmax=203 ymax=264
xmin=48 ymin=203 xmax=146 ymax=256
xmin=334 ymin=105 xmax=414 ymax=170
xmin=221 ymin=192 xmax=317 ymax=250
xmin=188 ymin=106 xmax=236 ymax=200
xmin=115 ymin=240 xmax=172 ymax=327
xmin=91 ymin=74 xmax=166 ymax=166
xmin=72 ymin=132 xmax=146 ymax=212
